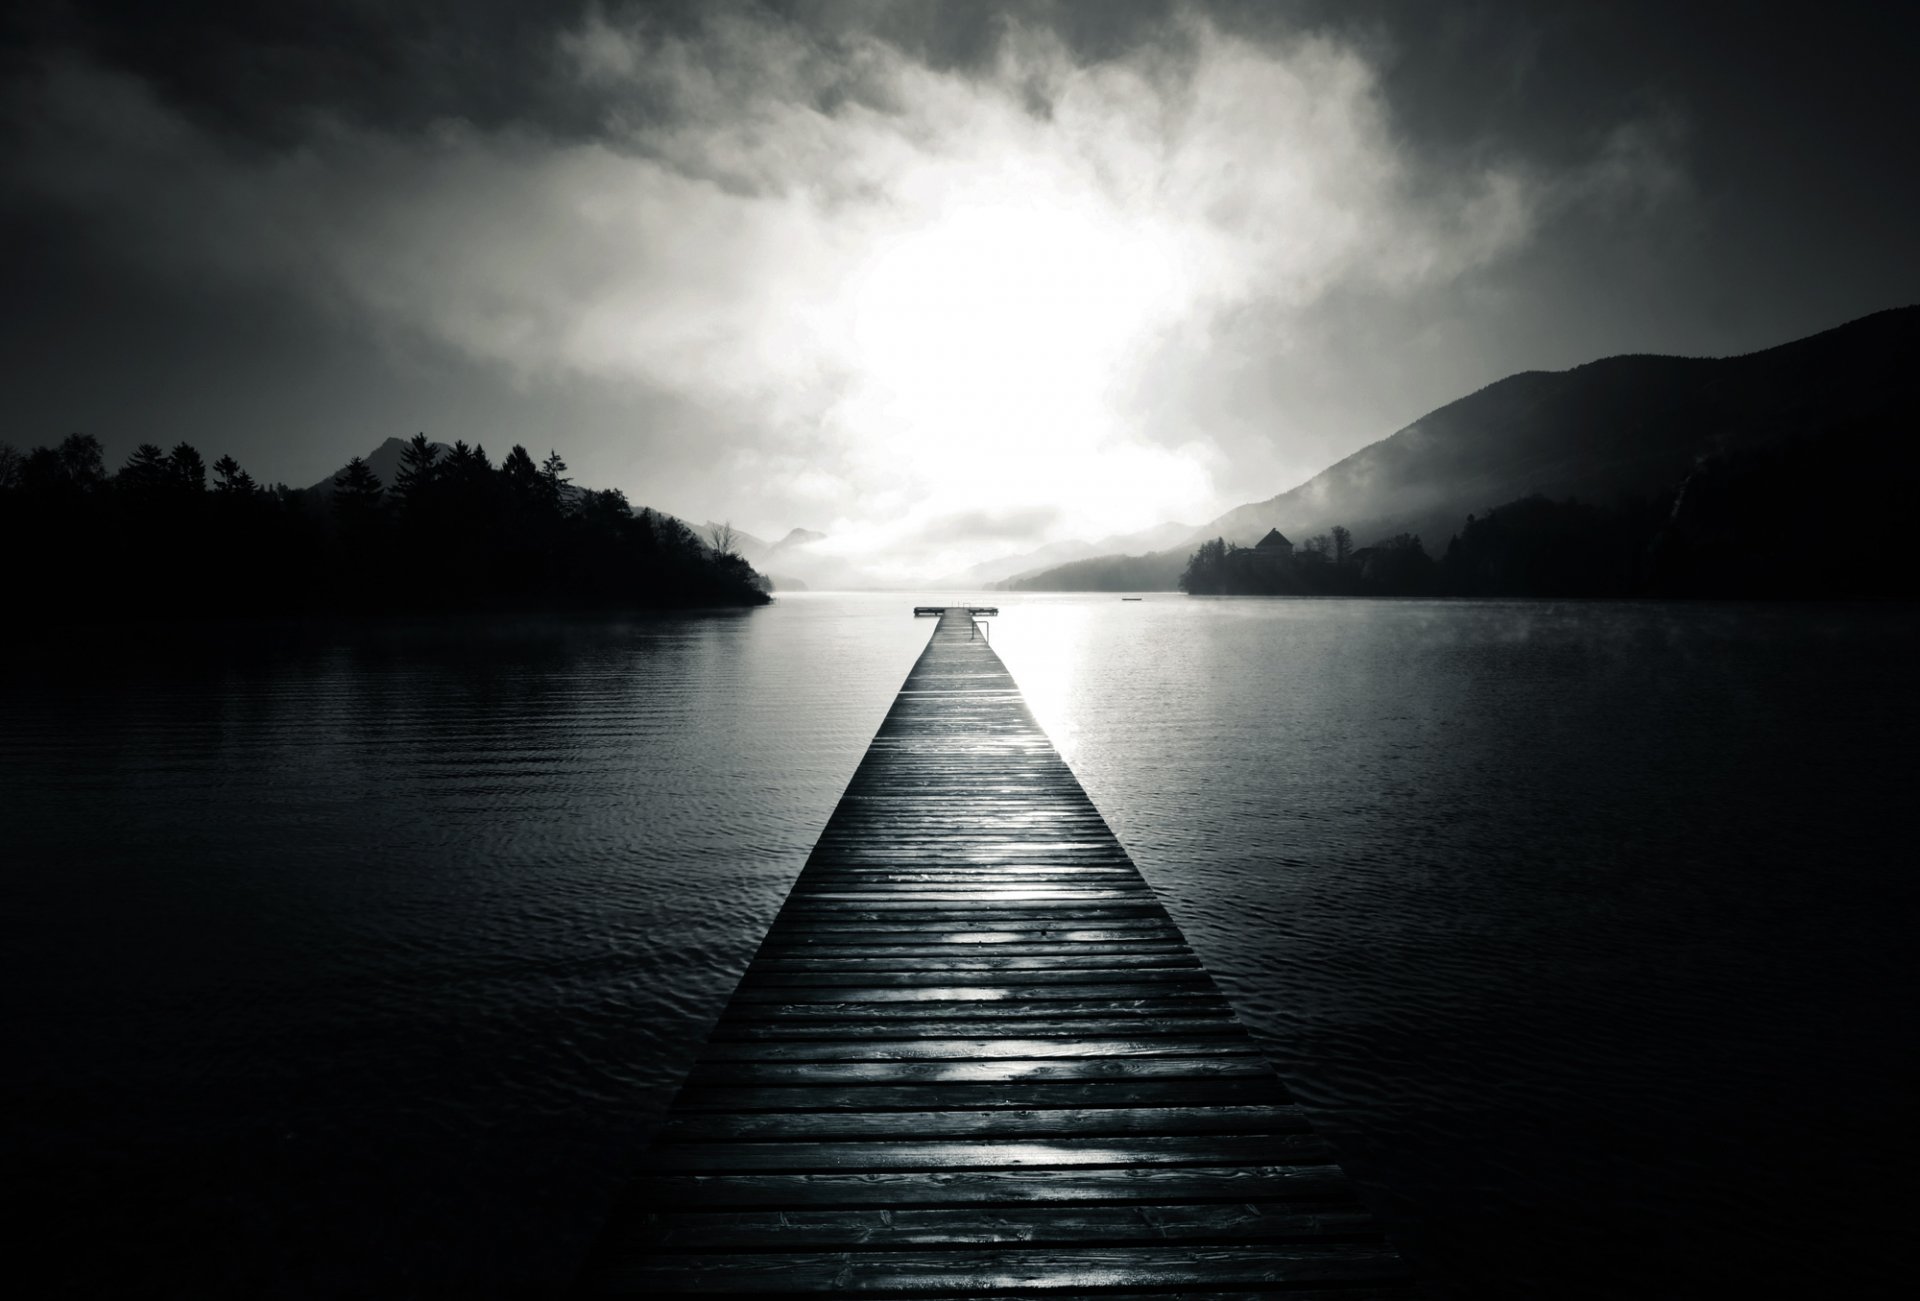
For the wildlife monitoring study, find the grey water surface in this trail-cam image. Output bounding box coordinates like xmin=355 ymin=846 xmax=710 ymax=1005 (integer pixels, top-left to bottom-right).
xmin=4 ymin=594 xmax=1913 ymax=1297
xmin=990 ymin=596 xmax=1916 ymax=1298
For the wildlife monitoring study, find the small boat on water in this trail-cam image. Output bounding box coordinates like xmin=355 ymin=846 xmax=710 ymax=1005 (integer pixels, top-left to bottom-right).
xmin=1121 ymin=597 xmax=1143 ymax=601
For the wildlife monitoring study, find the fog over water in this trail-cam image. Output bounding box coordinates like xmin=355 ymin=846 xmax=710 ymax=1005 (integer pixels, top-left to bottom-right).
xmin=4 ymin=594 xmax=1913 ymax=1297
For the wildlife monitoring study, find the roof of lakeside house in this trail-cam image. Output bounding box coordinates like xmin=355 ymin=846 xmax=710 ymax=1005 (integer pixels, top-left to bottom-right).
xmin=1255 ymin=528 xmax=1293 ymax=550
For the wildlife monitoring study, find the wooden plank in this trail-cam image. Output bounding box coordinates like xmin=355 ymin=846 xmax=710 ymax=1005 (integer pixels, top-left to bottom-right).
xmin=770 ymin=906 xmax=1168 ymax=920
xmin=668 ymin=1078 xmax=1293 ymax=1113
xmin=574 ymin=606 xmax=1411 ymax=1296
xmin=694 ymin=1036 xmax=1256 ymax=1063
xmin=658 ymin=1105 xmax=1313 ymax=1142
xmin=614 ymin=1201 xmax=1382 ymax=1249
xmin=726 ymin=983 xmax=1225 ymax=1005
xmin=747 ymin=954 xmax=1204 ymax=972
xmin=616 ymin=1164 xmax=1365 ymax=1210
xmin=708 ymin=1015 xmax=1246 ymax=1041
xmin=761 ymin=928 xmax=1185 ymax=945
xmin=728 ymin=1292 xmax=1417 ymax=1301
xmin=807 ymin=1292 xmax=1417 ymax=1301
xmin=587 ymin=1244 xmax=1409 ymax=1294
xmin=735 ymin=969 xmax=1216 ymax=989
xmin=748 ymin=947 xmax=1198 ymax=967
xmin=720 ymin=997 xmax=1238 ymax=1022
xmin=639 ymin=1133 xmax=1337 ymax=1173
xmin=756 ymin=929 xmax=1185 ymax=945
xmin=714 ymin=1002 xmax=1237 ymax=1024
xmin=796 ymin=872 xmax=1144 ymax=883
xmin=681 ymin=1056 xmax=1273 ymax=1085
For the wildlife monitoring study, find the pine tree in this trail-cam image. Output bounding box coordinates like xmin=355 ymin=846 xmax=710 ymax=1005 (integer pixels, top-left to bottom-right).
xmin=168 ymin=442 xmax=207 ymax=492
xmin=538 ymin=449 xmax=569 ymax=512
xmin=119 ymin=443 xmax=171 ymax=492
xmin=332 ymin=456 xmax=385 ymax=521
xmin=500 ymin=444 xmax=539 ymax=496
xmin=394 ymin=433 xmax=440 ymax=512
xmin=212 ymin=454 xmax=256 ymax=494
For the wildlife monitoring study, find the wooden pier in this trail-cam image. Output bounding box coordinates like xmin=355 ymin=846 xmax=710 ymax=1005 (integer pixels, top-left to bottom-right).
xmin=577 ymin=607 xmax=1414 ymax=1296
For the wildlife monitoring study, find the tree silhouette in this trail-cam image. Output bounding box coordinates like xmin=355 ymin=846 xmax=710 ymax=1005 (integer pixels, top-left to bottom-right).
xmin=168 ymin=443 xmax=207 ymax=493
xmin=539 ymin=449 xmax=569 ymax=512
xmin=500 ymin=444 xmax=539 ymax=498
xmin=706 ymin=521 xmax=741 ymax=557
xmin=212 ymin=454 xmax=255 ymax=494
xmin=1331 ymin=525 xmax=1353 ymax=566
xmin=1441 ymin=495 xmax=1647 ymax=596
xmin=18 ymin=446 xmax=65 ymax=494
xmin=57 ymin=433 xmax=107 ymax=489
xmin=1368 ymin=534 xmax=1435 ymax=594
xmin=1179 ymin=537 xmax=1238 ymax=593
xmin=332 ymin=456 xmax=385 ymax=520
xmin=444 ymin=440 xmax=490 ymax=489
xmin=579 ymin=487 xmax=632 ymax=532
xmin=5 ymin=431 xmax=770 ymax=620
xmin=120 ymin=443 xmax=171 ymax=492
xmin=394 ymin=433 xmax=440 ymax=511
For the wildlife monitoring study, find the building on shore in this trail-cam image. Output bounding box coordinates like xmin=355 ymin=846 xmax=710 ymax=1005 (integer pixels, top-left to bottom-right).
xmin=1253 ymin=528 xmax=1294 ymax=568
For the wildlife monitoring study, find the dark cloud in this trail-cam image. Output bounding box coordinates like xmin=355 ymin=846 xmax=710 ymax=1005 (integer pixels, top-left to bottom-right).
xmin=10 ymin=1 xmax=1914 ymax=239
xmin=3 ymin=0 xmax=607 ymax=145
xmin=11 ymin=1 xmax=1917 ymax=171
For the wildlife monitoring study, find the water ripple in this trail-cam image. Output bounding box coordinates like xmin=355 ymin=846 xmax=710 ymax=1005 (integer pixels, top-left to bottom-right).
xmin=4 ymin=596 xmax=1913 ymax=1298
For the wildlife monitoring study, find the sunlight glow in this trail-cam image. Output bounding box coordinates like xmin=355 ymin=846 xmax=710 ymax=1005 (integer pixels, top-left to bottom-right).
xmin=827 ymin=186 xmax=1214 ymax=561
xmin=850 ymin=200 xmax=1170 ymax=433
xmin=984 ymin=602 xmax=1093 ymax=761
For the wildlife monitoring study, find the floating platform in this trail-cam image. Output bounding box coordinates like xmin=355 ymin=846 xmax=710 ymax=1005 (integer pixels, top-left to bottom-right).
xmin=913 ymin=605 xmax=998 ymax=617
xmin=575 ymin=607 xmax=1413 ymax=1296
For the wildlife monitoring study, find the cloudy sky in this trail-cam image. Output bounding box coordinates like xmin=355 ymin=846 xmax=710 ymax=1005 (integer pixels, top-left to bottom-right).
xmin=4 ymin=1 xmax=1916 ymax=579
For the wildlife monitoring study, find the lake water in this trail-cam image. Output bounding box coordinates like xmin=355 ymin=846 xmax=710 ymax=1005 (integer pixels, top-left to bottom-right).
xmin=3 ymin=594 xmax=1914 ymax=1297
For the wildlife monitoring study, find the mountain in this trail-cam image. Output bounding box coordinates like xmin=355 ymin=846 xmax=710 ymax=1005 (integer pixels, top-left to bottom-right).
xmin=724 ymin=524 xmax=821 ymax=568
xmin=1015 ymin=306 xmax=1920 ymax=590
xmin=308 ymin=437 xmax=589 ymax=507
xmin=713 ymin=526 xmax=807 ymax=590
xmin=934 ymin=519 xmax=1195 ymax=588
xmin=1195 ymin=306 xmax=1920 ymax=552
xmin=1004 ymin=549 xmax=1187 ymax=592
xmin=717 ymin=524 xmax=770 ymax=557
xmin=718 ymin=523 xmax=837 ymax=590
xmin=306 ymin=436 xmax=440 ymax=494
xmin=935 ymin=538 xmax=1093 ymax=588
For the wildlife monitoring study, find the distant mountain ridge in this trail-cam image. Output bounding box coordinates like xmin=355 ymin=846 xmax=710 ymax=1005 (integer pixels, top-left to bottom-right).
xmin=933 ymin=519 xmax=1196 ymax=588
xmin=306 ymin=436 xmax=440 ymax=495
xmin=720 ymin=524 xmax=829 ymax=591
xmin=1012 ymin=306 xmax=1920 ymax=590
